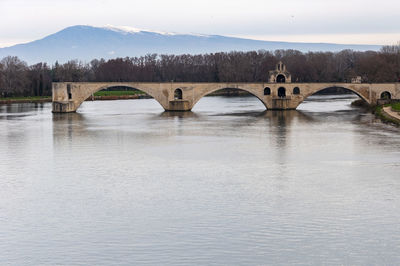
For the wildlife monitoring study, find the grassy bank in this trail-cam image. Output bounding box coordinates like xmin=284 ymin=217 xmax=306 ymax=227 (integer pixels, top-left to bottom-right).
xmin=0 ymin=96 xmax=51 ymax=100
xmin=0 ymin=96 xmax=51 ymax=104
xmin=374 ymin=104 xmax=400 ymax=126
xmin=351 ymin=99 xmax=400 ymax=126
xmin=0 ymin=91 xmax=147 ymax=104
xmin=391 ymin=102 xmax=400 ymax=111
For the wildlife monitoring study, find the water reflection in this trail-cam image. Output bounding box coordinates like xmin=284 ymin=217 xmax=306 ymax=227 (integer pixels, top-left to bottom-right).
xmin=0 ymin=102 xmax=46 ymax=113
xmin=158 ymin=111 xmax=200 ymax=119
xmin=52 ymin=112 xmax=86 ymax=144
xmin=1 ymin=96 xmax=400 ymax=265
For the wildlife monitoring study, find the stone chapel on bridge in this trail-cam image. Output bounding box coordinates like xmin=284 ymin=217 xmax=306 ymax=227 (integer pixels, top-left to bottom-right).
xmin=269 ymin=61 xmax=292 ymax=83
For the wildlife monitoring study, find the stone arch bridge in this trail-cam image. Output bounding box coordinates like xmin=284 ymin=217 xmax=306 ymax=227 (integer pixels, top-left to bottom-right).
xmin=52 ymin=82 xmax=400 ymax=113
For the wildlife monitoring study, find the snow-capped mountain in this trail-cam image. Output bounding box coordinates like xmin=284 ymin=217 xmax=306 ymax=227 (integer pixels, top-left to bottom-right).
xmin=0 ymin=25 xmax=382 ymax=64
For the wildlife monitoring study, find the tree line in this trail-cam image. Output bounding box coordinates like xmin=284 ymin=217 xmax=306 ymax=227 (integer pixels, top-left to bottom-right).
xmin=0 ymin=45 xmax=399 ymax=97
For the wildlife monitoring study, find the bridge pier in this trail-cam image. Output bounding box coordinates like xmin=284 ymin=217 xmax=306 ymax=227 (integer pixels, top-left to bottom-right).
xmin=269 ymin=97 xmax=299 ymax=110
xmin=167 ymin=100 xmax=192 ymax=111
xmin=52 ymin=101 xmax=77 ymax=113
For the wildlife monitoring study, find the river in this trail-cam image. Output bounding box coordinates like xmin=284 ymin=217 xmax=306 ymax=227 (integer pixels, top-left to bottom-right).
xmin=0 ymin=95 xmax=399 ymax=265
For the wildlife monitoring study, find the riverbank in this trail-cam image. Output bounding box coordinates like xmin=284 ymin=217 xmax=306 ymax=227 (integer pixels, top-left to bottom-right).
xmin=351 ymin=99 xmax=400 ymax=126
xmin=0 ymin=96 xmax=52 ymax=104
xmin=375 ymin=103 xmax=400 ymax=126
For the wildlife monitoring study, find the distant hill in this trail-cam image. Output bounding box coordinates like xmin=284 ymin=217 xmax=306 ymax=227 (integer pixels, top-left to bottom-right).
xmin=0 ymin=25 xmax=382 ymax=64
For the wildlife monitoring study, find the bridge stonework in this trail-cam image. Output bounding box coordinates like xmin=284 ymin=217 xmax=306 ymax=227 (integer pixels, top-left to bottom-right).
xmin=52 ymin=82 xmax=400 ymax=113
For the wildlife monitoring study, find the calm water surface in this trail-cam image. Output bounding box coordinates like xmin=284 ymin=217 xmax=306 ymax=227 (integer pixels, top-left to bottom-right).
xmin=0 ymin=95 xmax=399 ymax=265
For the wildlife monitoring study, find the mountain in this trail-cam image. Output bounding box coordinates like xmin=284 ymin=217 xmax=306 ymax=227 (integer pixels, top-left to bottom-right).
xmin=0 ymin=25 xmax=382 ymax=64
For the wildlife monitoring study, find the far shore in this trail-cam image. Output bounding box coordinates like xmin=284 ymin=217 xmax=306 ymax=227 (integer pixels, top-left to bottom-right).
xmin=0 ymin=96 xmax=52 ymax=104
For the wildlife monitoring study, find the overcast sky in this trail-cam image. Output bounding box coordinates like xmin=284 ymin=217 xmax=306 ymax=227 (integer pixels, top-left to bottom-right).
xmin=0 ymin=0 xmax=399 ymax=47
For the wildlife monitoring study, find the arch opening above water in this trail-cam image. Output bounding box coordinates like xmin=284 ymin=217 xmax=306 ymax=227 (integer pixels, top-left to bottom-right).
xmin=192 ymin=87 xmax=267 ymax=111
xmin=293 ymin=87 xmax=300 ymax=95
xmin=76 ymin=84 xmax=163 ymax=112
xmin=264 ymin=87 xmax=271 ymax=95
xmin=297 ymin=86 xmax=370 ymax=108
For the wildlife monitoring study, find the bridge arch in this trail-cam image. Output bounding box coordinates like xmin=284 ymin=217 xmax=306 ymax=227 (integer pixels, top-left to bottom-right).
xmin=192 ymin=86 xmax=268 ymax=110
xmin=298 ymin=86 xmax=370 ymax=107
xmin=91 ymin=84 xmax=152 ymax=98
xmin=293 ymin=87 xmax=300 ymax=95
xmin=264 ymin=87 xmax=271 ymax=95
xmin=94 ymin=85 xmax=144 ymax=95
xmin=77 ymin=83 xmax=166 ymax=111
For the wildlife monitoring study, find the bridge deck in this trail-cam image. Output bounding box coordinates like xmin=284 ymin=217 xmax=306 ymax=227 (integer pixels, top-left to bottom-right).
xmin=51 ymin=82 xmax=400 ymax=112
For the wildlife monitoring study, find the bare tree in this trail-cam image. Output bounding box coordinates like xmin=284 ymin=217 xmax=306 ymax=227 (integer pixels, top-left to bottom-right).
xmin=2 ymin=46 xmax=400 ymax=98
xmin=0 ymin=56 xmax=29 ymax=96
xmin=28 ymin=63 xmax=52 ymax=96
xmin=0 ymin=62 xmax=4 ymax=96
